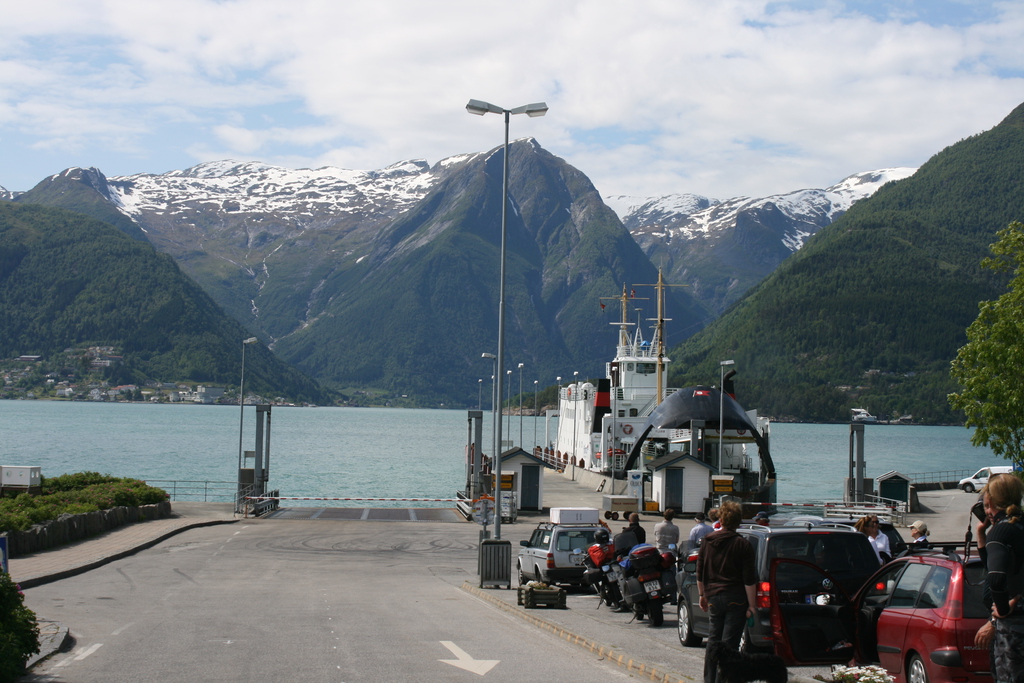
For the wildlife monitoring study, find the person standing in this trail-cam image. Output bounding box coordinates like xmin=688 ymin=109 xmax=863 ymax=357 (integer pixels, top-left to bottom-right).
xmin=654 ymin=509 xmax=681 ymax=551
xmin=696 ymin=500 xmax=757 ymax=683
xmin=625 ymin=512 xmax=647 ymax=545
xmin=855 ymin=515 xmax=890 ymax=563
xmin=689 ymin=512 xmax=714 ymax=550
xmin=972 ymin=473 xmax=1024 ymax=683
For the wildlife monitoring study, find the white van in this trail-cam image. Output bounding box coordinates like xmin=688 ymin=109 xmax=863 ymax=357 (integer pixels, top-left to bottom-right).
xmin=958 ymin=466 xmax=1014 ymax=493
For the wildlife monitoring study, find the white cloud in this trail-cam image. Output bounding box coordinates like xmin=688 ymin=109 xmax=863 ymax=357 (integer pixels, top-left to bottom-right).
xmin=0 ymin=0 xmax=1021 ymax=198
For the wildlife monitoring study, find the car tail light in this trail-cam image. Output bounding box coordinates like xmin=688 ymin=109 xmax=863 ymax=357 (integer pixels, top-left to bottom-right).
xmin=757 ymin=581 xmax=771 ymax=609
xmin=547 ymin=553 xmax=555 ymax=569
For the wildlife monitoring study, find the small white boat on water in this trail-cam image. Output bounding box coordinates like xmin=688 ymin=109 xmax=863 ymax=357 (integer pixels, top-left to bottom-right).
xmin=851 ymin=408 xmax=878 ymax=424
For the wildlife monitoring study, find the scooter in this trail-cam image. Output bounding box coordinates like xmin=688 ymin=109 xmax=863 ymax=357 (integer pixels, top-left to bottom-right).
xmin=613 ymin=542 xmax=677 ymax=626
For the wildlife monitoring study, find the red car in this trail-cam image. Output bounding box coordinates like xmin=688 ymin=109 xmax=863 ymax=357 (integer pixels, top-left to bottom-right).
xmin=769 ymin=545 xmax=990 ymax=683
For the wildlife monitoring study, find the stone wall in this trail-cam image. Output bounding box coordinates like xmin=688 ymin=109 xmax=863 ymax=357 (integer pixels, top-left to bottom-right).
xmin=2 ymin=501 xmax=172 ymax=556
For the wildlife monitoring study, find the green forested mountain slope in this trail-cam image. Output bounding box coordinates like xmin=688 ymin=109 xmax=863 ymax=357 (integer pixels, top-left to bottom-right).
xmin=669 ymin=102 xmax=1024 ymax=423
xmin=0 ymin=202 xmax=330 ymax=403
xmin=273 ymin=141 xmax=709 ymax=405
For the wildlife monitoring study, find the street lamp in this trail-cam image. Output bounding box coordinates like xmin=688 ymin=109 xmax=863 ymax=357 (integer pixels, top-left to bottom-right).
xmin=506 ymin=369 xmax=512 ymax=446
xmin=719 ymin=359 xmax=735 ymax=476
xmin=468 ymin=98 xmax=547 ymax=540
xmin=554 ymin=376 xmax=563 ymax=464
xmin=572 ymin=370 xmax=579 ymax=474
xmin=482 ymin=352 xmax=497 ymax=474
xmin=518 ymin=362 xmax=524 ymax=447
xmin=237 ymin=337 xmax=259 ymax=474
xmin=533 ymin=379 xmax=539 ymax=452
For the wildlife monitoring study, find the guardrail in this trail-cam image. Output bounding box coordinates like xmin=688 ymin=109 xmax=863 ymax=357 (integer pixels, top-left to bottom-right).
xmin=142 ymin=479 xmax=237 ymax=502
xmin=905 ymin=469 xmax=972 ymax=484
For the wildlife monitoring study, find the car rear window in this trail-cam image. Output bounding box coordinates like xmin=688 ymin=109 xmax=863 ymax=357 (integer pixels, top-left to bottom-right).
xmin=556 ymin=529 xmax=596 ymax=552
xmin=768 ymin=534 xmax=877 ymax=572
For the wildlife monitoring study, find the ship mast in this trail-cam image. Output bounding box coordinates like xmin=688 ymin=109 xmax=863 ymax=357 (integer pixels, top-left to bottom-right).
xmin=600 ymin=284 xmax=646 ymax=353
xmin=635 ymin=269 xmax=686 ymax=402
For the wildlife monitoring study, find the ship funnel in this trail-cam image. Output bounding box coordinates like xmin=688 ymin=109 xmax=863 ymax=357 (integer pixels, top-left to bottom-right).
xmin=591 ymin=378 xmax=611 ymax=432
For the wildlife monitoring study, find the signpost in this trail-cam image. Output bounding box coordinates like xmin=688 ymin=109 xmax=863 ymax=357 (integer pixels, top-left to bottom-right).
xmin=474 ymin=495 xmax=494 ymax=540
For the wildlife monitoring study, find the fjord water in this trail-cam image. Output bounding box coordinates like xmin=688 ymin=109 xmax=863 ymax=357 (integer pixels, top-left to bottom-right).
xmin=0 ymin=401 xmax=998 ymax=504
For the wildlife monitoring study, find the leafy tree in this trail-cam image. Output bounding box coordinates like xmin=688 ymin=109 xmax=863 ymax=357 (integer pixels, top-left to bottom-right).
xmin=949 ymin=222 xmax=1024 ymax=465
xmin=0 ymin=571 xmax=39 ymax=682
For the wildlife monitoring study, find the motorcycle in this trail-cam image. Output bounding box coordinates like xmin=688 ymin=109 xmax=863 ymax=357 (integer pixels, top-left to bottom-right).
xmin=612 ymin=542 xmax=677 ymax=626
xmin=580 ymin=543 xmax=625 ymax=610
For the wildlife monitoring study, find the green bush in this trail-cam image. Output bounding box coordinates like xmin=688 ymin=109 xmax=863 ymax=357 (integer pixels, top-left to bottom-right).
xmin=0 ymin=474 xmax=168 ymax=533
xmin=0 ymin=571 xmax=39 ymax=683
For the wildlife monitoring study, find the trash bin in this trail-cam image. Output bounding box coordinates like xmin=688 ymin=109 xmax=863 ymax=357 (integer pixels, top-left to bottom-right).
xmin=478 ymin=539 xmax=512 ymax=589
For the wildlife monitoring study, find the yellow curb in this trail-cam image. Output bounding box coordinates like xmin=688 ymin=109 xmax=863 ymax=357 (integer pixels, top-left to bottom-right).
xmin=461 ymin=582 xmax=692 ymax=683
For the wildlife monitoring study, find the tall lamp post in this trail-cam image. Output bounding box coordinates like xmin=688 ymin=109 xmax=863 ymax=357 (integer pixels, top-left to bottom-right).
xmin=505 ymin=369 xmax=512 ymax=446
xmin=237 ymin=337 xmax=259 ymax=473
xmin=518 ymin=362 xmax=524 ymax=448
xmin=467 ymin=98 xmax=547 ymax=539
xmin=572 ymin=370 xmax=579 ymax=476
xmin=478 ymin=378 xmax=483 ymax=410
xmin=555 ymin=376 xmax=562 ymax=461
xmin=719 ymin=359 xmax=735 ymax=476
xmin=533 ymin=379 xmax=539 ymax=452
xmin=482 ymin=352 xmax=497 ymax=478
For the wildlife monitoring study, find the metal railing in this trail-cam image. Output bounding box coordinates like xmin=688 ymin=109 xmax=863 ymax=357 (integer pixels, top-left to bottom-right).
xmin=905 ymin=470 xmax=973 ymax=484
xmin=143 ymin=480 xmax=237 ymax=502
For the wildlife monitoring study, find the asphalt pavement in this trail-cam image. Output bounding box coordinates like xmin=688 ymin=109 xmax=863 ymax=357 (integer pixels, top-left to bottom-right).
xmin=10 ymin=471 xmax=981 ymax=678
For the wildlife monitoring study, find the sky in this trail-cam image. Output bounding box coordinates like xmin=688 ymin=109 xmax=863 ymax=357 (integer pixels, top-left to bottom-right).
xmin=1 ymin=0 xmax=1022 ymax=201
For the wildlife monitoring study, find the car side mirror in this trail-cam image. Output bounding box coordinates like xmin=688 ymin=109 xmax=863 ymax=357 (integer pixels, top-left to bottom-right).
xmin=520 ymin=540 xmax=530 ymax=547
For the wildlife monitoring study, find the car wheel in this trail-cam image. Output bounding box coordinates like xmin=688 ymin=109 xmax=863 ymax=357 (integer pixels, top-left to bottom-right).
xmin=678 ymin=600 xmax=700 ymax=646
xmin=518 ymin=563 xmax=528 ymax=586
xmin=908 ymin=655 xmax=928 ymax=683
xmin=963 ymin=483 xmax=975 ymax=493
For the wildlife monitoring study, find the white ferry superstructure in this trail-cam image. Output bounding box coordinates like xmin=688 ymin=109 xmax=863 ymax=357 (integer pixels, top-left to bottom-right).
xmin=550 ymin=279 xmax=775 ymax=503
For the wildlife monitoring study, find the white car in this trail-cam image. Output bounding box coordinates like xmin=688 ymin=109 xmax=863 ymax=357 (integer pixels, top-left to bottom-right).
xmin=958 ymin=465 xmax=1014 ymax=493
xmin=517 ymin=522 xmax=601 ymax=586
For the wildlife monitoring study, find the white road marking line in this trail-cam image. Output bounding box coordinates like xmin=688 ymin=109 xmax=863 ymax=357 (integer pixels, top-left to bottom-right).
xmin=111 ymin=622 xmax=134 ymax=636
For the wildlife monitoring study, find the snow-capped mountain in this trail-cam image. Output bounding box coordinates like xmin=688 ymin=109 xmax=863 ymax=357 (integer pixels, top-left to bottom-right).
xmin=607 ymin=168 xmax=917 ymax=313
xmin=0 ymin=184 xmax=16 ymax=201
xmin=110 ymin=158 xmax=452 ymax=225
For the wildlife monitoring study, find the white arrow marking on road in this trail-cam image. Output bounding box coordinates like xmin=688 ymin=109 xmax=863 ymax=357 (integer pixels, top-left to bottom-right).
xmin=439 ymin=641 xmax=499 ymax=675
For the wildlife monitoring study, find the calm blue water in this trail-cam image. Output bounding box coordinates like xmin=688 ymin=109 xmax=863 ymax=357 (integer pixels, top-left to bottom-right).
xmin=0 ymin=401 xmax=1000 ymax=504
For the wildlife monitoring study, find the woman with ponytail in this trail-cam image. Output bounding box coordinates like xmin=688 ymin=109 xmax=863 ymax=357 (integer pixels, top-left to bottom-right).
xmin=973 ymin=472 xmax=1024 ymax=683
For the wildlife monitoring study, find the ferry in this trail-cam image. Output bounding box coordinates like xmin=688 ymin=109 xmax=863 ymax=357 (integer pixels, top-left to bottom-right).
xmin=549 ymin=276 xmax=776 ymax=504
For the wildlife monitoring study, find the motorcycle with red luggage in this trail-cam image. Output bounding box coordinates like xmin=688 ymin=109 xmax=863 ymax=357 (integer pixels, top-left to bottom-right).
xmin=581 ymin=528 xmax=625 ymax=609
